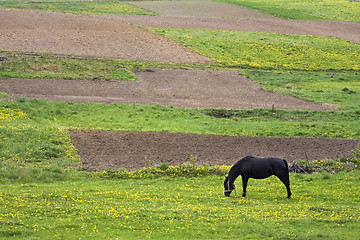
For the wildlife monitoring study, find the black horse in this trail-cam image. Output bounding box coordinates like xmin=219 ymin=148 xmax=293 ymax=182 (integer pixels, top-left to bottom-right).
xmin=224 ymin=156 xmax=291 ymax=198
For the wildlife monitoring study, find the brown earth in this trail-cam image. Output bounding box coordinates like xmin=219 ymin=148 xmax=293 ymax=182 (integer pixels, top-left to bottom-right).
xmin=0 ymin=69 xmax=335 ymax=110
xmin=1 ymin=4 xmax=358 ymax=170
xmin=0 ymin=9 xmax=209 ymax=64
xmin=128 ymin=1 xmax=282 ymax=19
xmin=69 ymin=130 xmax=359 ymax=171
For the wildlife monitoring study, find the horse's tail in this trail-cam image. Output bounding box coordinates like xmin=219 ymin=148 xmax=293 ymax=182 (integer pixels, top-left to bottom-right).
xmin=283 ymin=159 xmax=289 ymax=171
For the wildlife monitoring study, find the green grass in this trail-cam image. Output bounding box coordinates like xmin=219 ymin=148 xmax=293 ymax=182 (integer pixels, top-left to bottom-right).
xmin=0 ymin=52 xmax=136 ymax=81
xmin=153 ymin=28 xmax=360 ymax=71
xmin=1 ymin=172 xmax=360 ymax=239
xmin=0 ymin=106 xmax=82 ymax=182
xmin=1 ymin=98 xmax=359 ymax=139
xmin=219 ymin=0 xmax=360 ymax=20
xmin=0 ymin=92 xmax=10 ymax=98
xmin=242 ymin=70 xmax=360 ymax=110
xmin=0 ymin=0 xmax=156 ymax=15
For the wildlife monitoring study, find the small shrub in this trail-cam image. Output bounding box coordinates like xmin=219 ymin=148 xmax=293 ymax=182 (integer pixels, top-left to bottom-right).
xmin=157 ymin=162 xmax=169 ymax=171
xmin=321 ymin=172 xmax=331 ymax=180
xmin=297 ymin=159 xmax=358 ymax=173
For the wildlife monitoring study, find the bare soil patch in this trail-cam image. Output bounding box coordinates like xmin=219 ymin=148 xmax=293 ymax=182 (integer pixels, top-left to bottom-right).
xmin=0 ymin=69 xmax=335 ymax=110
xmin=69 ymin=129 xmax=359 ymax=171
xmin=128 ymin=1 xmax=280 ymax=19
xmin=0 ymin=9 xmax=209 ymax=64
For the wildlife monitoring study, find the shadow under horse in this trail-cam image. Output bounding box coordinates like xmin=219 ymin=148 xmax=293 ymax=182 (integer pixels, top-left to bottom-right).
xmin=224 ymin=156 xmax=292 ymax=198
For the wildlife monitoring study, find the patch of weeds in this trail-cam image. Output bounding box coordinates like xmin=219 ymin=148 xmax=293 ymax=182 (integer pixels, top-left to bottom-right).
xmin=0 ymin=92 xmax=11 ymax=99
xmin=352 ymin=144 xmax=360 ymax=162
xmin=91 ymin=164 xmax=230 ymax=179
xmin=296 ymin=158 xmax=358 ymax=174
xmin=190 ymin=155 xmax=198 ymax=167
xmin=321 ymin=172 xmax=332 ymax=180
xmin=157 ymin=162 xmax=169 ymax=171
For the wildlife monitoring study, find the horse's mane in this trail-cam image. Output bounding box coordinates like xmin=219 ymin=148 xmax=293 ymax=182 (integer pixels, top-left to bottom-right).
xmin=228 ymin=159 xmax=244 ymax=182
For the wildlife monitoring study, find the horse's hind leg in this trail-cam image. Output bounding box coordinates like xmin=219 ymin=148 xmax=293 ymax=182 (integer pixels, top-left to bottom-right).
xmin=276 ymin=174 xmax=292 ymax=199
xmin=241 ymin=175 xmax=249 ymax=197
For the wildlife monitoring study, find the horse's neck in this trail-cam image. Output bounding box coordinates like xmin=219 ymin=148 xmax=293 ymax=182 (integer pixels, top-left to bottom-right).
xmin=228 ymin=164 xmax=242 ymax=183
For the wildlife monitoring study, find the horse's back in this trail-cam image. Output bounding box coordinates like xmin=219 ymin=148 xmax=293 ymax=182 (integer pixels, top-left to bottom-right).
xmin=240 ymin=156 xmax=288 ymax=178
xmin=239 ymin=156 xmax=273 ymax=178
xmin=242 ymin=156 xmax=285 ymax=167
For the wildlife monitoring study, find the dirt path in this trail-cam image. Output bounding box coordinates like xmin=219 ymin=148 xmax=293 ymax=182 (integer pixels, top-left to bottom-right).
xmin=69 ymin=130 xmax=359 ymax=171
xmin=128 ymin=1 xmax=280 ymax=19
xmin=0 ymin=69 xmax=335 ymax=110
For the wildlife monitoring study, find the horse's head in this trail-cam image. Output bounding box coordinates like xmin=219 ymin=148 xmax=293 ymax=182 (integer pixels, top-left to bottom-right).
xmin=224 ymin=176 xmax=235 ymax=197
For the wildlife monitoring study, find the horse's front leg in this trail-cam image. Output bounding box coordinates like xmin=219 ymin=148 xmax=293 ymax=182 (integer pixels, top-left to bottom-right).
xmin=241 ymin=175 xmax=249 ymax=197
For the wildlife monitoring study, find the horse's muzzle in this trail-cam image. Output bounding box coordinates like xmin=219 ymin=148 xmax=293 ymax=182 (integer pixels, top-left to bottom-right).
xmin=224 ymin=191 xmax=232 ymax=197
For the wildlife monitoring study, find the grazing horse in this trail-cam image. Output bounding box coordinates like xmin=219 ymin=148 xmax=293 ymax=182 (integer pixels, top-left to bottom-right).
xmin=224 ymin=156 xmax=291 ymax=198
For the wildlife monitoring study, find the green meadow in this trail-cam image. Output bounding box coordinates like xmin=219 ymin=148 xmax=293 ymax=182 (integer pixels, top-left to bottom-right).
xmin=1 ymin=0 xmax=360 ymax=239
xmin=0 ymin=0 xmax=156 ymax=16
xmin=0 ymin=53 xmax=137 ymax=81
xmin=153 ymin=28 xmax=360 ymax=71
xmin=1 ymin=173 xmax=360 ymax=239
xmin=220 ymin=0 xmax=360 ymax=20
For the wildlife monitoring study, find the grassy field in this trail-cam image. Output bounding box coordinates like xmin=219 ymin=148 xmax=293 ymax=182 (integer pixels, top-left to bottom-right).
xmin=0 ymin=53 xmax=136 ymax=81
xmin=1 ymin=1 xmax=360 ymax=239
xmin=0 ymin=0 xmax=156 ymax=15
xmin=1 ymin=98 xmax=359 ymax=138
xmin=153 ymin=29 xmax=360 ymax=71
xmin=1 ymin=173 xmax=360 ymax=239
xmin=219 ymin=0 xmax=360 ymax=21
xmin=243 ymin=70 xmax=360 ymax=111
